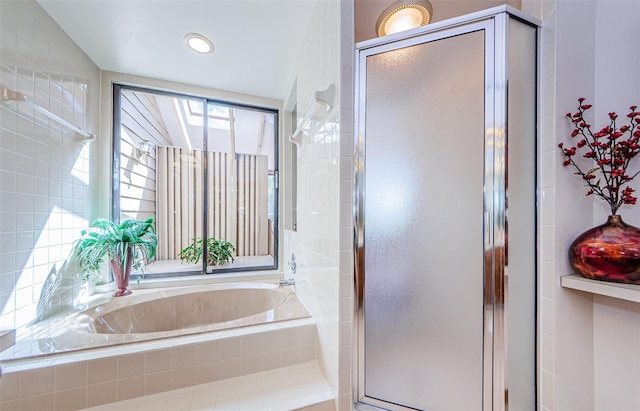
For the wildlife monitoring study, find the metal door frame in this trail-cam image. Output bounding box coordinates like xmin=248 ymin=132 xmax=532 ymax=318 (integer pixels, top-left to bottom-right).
xmin=353 ymin=6 xmax=539 ymax=410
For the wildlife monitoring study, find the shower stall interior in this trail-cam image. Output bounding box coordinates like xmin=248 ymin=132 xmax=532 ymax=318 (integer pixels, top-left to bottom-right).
xmin=354 ymin=6 xmax=539 ymax=411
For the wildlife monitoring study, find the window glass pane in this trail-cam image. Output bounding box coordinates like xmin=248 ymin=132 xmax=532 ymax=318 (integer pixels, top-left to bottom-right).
xmin=115 ymin=86 xmax=278 ymax=276
xmin=204 ymin=102 xmax=277 ymax=271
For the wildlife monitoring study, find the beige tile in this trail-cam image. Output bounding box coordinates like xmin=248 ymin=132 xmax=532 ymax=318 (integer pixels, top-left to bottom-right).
xmin=117 ymin=353 xmax=145 ymax=378
xmin=262 ymin=329 xmax=283 ymax=351
xmin=19 ymin=393 xmax=54 ymax=411
xmin=241 ymin=353 xmax=261 ymax=376
xmin=145 ymin=371 xmax=171 ymax=396
xmin=87 ymin=380 xmax=117 ymax=408
xmin=195 ymin=340 xmax=219 ymax=363
xmin=88 ymin=357 xmax=117 ymax=384
xmin=262 ymin=349 xmax=283 ymax=371
xmin=281 ymin=326 xmax=300 ymax=349
xmin=219 ymin=358 xmax=242 ymax=380
xmin=54 ymin=361 xmax=88 ymax=391
xmin=0 ymin=372 xmax=19 ymax=401
xmin=171 ymin=344 xmax=196 ymax=369
xmin=242 ymin=333 xmax=262 ymax=355
xmin=170 ymin=365 xmax=195 ymax=390
xmin=117 ymin=375 xmax=145 ymax=402
xmin=1 ymin=399 xmax=19 ymax=410
xmin=300 ymin=324 xmax=317 ymax=344
xmin=54 ymin=386 xmax=87 ymax=411
xmin=146 ymin=348 xmax=172 ymax=373
xmin=281 ymin=346 xmax=301 ymax=367
xmin=19 ymin=367 xmax=54 ymax=397
xmin=301 ymin=344 xmax=316 ymax=363
xmin=195 ymin=362 xmax=219 ymax=385
xmin=219 ymin=336 xmax=242 ymax=359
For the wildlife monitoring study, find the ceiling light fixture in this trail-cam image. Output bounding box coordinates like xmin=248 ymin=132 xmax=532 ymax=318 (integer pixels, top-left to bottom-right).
xmin=184 ymin=33 xmax=214 ymax=54
xmin=376 ymin=0 xmax=433 ymax=37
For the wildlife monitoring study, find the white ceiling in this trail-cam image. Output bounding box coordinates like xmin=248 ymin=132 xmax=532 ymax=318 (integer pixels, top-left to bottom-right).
xmin=37 ymin=0 xmax=318 ymax=101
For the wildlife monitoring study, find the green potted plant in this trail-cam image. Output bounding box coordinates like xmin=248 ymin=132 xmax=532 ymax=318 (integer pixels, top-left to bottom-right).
xmin=73 ymin=216 xmax=157 ymax=296
xmin=179 ymin=237 xmax=236 ymax=267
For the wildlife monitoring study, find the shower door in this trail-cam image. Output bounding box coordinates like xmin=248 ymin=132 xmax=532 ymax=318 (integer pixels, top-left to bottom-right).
xmin=354 ymin=8 xmax=538 ymax=411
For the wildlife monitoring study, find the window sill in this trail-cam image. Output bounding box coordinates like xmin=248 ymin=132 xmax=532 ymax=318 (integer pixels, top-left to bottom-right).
xmin=89 ymin=270 xmax=286 ymax=293
xmin=561 ymin=274 xmax=640 ymax=303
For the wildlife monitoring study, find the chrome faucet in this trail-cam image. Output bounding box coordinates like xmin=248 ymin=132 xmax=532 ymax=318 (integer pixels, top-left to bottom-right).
xmin=279 ymin=278 xmax=296 ymax=287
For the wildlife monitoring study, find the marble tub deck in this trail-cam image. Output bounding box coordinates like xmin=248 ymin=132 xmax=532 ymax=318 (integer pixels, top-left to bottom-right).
xmin=2 ymin=283 xmax=309 ymax=361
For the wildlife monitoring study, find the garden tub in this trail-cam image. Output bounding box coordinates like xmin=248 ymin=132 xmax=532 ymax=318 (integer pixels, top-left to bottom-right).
xmin=2 ymin=282 xmax=310 ymax=359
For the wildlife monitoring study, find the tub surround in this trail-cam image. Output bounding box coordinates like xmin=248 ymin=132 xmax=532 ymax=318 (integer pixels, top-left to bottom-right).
xmin=0 ymin=316 xmax=318 ymax=409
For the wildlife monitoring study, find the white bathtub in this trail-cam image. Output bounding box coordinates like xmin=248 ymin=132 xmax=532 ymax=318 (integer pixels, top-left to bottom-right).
xmin=3 ymin=282 xmax=310 ymax=359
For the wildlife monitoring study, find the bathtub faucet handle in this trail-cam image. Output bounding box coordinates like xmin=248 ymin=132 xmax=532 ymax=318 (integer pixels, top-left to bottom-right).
xmin=288 ymin=253 xmax=297 ymax=274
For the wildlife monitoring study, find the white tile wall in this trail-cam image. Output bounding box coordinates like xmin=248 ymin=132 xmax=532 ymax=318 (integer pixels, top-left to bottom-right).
xmin=338 ymin=1 xmax=355 ymax=410
xmin=286 ymin=0 xmax=347 ymax=408
xmin=0 ymin=0 xmax=100 ymax=331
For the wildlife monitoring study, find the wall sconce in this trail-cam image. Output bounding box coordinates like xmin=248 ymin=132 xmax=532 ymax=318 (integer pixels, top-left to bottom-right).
xmin=135 ymin=139 xmax=154 ymax=164
xmin=376 ymin=0 xmax=433 ymax=37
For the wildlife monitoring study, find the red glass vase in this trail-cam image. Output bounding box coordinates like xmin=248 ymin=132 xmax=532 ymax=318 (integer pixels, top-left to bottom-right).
xmin=570 ymin=215 xmax=640 ymax=284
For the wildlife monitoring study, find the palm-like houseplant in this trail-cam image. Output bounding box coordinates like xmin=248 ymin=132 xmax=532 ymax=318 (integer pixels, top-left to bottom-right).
xmin=74 ymin=216 xmax=157 ymax=296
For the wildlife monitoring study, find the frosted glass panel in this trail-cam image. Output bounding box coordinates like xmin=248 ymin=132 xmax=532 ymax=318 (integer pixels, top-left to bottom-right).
xmin=364 ymin=31 xmax=485 ymax=410
xmin=506 ymin=18 xmax=537 ymax=410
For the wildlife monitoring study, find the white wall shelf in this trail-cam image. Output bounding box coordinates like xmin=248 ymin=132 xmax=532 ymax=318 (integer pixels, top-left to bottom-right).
xmin=561 ymin=274 xmax=640 ymax=303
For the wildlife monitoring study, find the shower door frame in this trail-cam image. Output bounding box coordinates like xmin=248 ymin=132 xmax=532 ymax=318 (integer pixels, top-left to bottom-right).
xmin=353 ymin=6 xmax=539 ymax=411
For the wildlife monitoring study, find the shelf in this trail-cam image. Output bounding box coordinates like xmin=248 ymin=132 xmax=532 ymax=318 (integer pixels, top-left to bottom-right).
xmin=561 ymin=274 xmax=640 ymax=303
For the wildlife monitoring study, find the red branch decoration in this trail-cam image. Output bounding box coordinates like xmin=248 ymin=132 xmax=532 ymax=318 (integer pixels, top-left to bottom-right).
xmin=559 ymin=98 xmax=640 ymax=215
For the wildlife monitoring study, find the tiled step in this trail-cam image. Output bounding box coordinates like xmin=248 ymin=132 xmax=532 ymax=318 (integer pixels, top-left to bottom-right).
xmin=84 ymin=361 xmax=334 ymax=411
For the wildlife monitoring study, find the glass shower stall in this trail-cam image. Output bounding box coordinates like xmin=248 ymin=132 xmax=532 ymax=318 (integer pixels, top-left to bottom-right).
xmin=354 ymin=6 xmax=539 ymax=410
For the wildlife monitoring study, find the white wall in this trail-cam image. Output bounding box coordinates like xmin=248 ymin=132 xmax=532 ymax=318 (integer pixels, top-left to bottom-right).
xmin=531 ymin=0 xmax=640 ymax=409
xmin=591 ymin=1 xmax=640 ymax=410
xmin=0 ymin=0 xmax=100 ymax=331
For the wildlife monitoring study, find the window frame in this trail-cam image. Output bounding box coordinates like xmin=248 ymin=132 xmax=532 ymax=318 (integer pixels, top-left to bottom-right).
xmin=112 ymin=83 xmax=280 ymax=277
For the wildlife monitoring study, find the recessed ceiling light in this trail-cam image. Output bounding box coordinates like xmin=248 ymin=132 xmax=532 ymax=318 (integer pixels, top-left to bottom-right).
xmin=185 ymin=33 xmax=214 ymax=54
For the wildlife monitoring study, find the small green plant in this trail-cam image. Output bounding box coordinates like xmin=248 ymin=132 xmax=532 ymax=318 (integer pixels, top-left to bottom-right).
xmin=179 ymin=237 xmax=236 ymax=266
xmin=73 ymin=216 xmax=158 ymax=277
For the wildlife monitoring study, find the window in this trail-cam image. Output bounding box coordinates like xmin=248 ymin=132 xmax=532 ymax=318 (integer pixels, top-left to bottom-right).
xmin=113 ymin=85 xmax=278 ymax=276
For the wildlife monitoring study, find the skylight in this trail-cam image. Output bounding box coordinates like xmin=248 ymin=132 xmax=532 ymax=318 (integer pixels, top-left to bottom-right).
xmin=183 ymin=100 xmax=230 ymax=130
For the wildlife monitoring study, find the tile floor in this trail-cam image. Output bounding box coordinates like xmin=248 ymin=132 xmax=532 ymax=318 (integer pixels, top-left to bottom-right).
xmin=83 ymin=361 xmax=334 ymax=411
